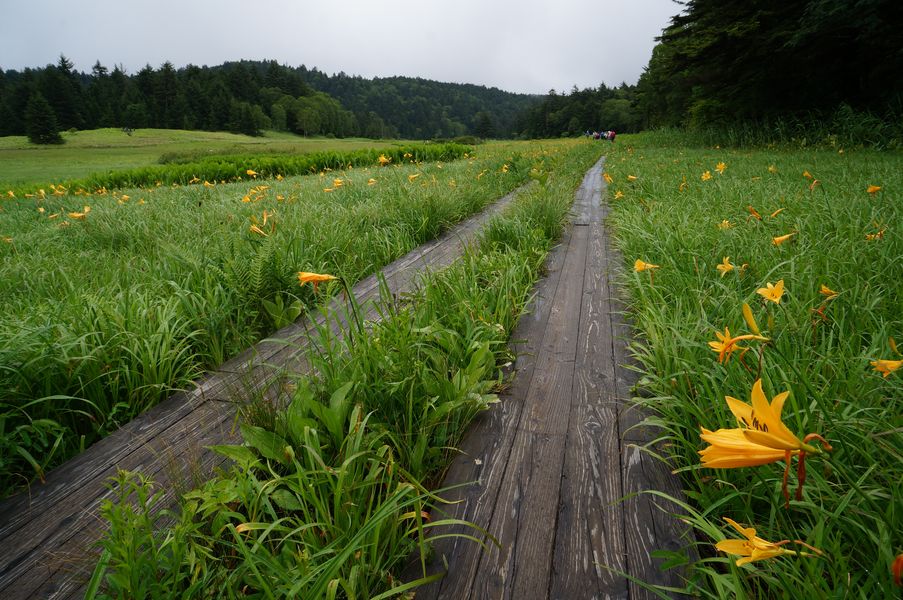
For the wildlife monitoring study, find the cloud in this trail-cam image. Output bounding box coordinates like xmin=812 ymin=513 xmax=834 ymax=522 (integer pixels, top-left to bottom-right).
xmin=0 ymin=0 xmax=678 ymax=94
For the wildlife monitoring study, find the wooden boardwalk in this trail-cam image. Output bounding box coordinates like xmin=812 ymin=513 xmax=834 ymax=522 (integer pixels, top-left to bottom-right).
xmin=0 ymin=186 xmax=524 ymax=600
xmin=0 ymin=158 xmax=689 ymax=599
xmin=409 ymin=159 xmax=688 ymax=599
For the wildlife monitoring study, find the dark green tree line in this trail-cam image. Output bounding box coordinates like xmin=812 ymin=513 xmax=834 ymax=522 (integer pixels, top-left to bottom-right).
xmin=0 ymin=57 xmax=543 ymax=142
xmin=637 ymin=0 xmax=903 ymax=130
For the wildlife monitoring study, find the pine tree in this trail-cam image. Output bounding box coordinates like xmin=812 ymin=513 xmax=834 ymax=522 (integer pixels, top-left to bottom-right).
xmin=25 ymin=92 xmax=63 ymax=144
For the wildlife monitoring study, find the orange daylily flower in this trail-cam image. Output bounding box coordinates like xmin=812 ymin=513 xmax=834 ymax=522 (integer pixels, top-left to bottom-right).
xmin=602 ymin=172 xmax=613 ymax=184
xmin=769 ymin=208 xmax=785 ymax=218
xmin=408 ymin=173 xmax=421 ymax=182
xmin=742 ymin=302 xmax=761 ymax=334
xmin=802 ymin=170 xmax=813 ymax=180
xmin=613 ymin=190 xmax=624 ymax=199
xmin=367 ymin=178 xmax=377 ymax=185
xmin=772 ymin=232 xmax=794 ymax=246
xmin=627 ymin=175 xmax=637 ymax=182
xmin=378 ymin=154 xmax=391 ymax=166
xmin=809 ymin=179 xmax=820 ymax=191
xmin=871 ymin=359 xmax=903 ymax=378
xmin=768 ymin=165 xmax=778 ymax=173
xmin=298 ymin=271 xmax=338 ymax=291
xmin=249 ymin=224 xmax=269 ymax=237
xmin=717 ymin=219 xmax=733 ymax=230
xmin=708 ymin=326 xmax=768 ymax=364
xmin=715 ymin=518 xmax=798 ymax=566
xmin=893 ymin=553 xmax=903 ymax=587
xmin=866 ymin=228 xmax=886 ymax=241
xmin=715 ymin=162 xmax=727 ymax=174
xmin=716 ymin=256 xmax=734 ymax=277
xmin=68 ymin=206 xmax=91 ymax=220
xmin=701 ymin=379 xmax=831 ymax=505
xmin=634 ymin=259 xmax=659 ymax=272
xmin=757 ymin=280 xmax=785 ymax=304
xmin=746 ymin=205 xmax=762 ymax=221
xmin=867 ymin=185 xmax=881 ymax=195
xmin=246 ymin=169 xmax=258 ymax=177
xmin=701 ymin=170 xmax=713 ymax=181
xmin=819 ymin=284 xmax=839 ymax=300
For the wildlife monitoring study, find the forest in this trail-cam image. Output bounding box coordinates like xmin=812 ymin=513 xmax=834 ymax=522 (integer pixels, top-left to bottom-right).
xmin=0 ymin=58 xmax=541 ymax=141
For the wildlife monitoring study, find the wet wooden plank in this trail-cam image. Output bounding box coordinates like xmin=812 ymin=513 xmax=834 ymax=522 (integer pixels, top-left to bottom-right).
xmin=409 ymin=219 xmax=575 ymax=600
xmin=550 ymin=168 xmax=630 ymax=599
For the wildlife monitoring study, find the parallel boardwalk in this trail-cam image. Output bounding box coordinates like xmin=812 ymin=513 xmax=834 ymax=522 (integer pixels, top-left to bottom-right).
xmin=410 ymin=158 xmax=689 ymax=599
xmin=0 ymin=187 xmax=523 ymax=600
xmin=0 ymin=159 xmax=690 ymax=599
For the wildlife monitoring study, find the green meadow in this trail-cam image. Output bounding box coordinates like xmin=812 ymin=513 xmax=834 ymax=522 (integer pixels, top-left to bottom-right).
xmin=0 ymin=128 xmax=412 ymax=188
xmin=606 ymin=132 xmax=902 ymax=597
xmin=0 ymin=134 xmax=580 ymax=498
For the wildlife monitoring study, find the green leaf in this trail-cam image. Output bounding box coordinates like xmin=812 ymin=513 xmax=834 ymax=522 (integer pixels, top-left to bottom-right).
xmin=240 ymin=424 xmax=291 ymax=465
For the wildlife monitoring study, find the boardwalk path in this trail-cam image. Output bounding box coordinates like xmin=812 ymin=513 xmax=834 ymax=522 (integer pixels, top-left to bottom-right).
xmin=0 ymin=158 xmax=688 ymax=599
xmin=411 ymin=158 xmax=687 ymax=599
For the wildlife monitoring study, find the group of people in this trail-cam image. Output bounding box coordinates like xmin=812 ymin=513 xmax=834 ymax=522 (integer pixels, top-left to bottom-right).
xmin=587 ymin=130 xmax=616 ymax=142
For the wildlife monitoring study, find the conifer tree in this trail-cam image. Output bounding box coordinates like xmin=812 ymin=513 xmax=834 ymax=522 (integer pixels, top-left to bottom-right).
xmin=25 ymin=91 xmax=63 ymax=144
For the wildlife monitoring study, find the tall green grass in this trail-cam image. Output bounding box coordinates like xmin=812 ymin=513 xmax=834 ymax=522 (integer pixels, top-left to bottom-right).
xmin=0 ymin=144 xmax=532 ymax=496
xmin=87 ymin=141 xmax=602 ymax=598
xmin=606 ymin=134 xmax=902 ymax=597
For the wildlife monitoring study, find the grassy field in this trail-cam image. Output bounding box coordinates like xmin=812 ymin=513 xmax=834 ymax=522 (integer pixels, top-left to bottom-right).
xmin=605 ymin=132 xmax=902 ymax=597
xmin=0 ymin=128 xmax=412 ymax=187
xmin=0 ymin=136 xmax=581 ymax=498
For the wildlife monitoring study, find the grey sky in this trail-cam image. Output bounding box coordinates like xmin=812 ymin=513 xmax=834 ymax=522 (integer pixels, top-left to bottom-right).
xmin=0 ymin=0 xmax=680 ymax=94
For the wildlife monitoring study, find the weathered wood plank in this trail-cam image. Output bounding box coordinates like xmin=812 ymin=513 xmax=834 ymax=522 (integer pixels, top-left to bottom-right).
xmin=469 ymin=429 xmax=567 ymax=600
xmin=550 ymin=163 xmax=630 ymax=599
xmin=408 ymin=218 xmax=575 ymax=600
xmin=621 ymin=443 xmax=690 ymax=598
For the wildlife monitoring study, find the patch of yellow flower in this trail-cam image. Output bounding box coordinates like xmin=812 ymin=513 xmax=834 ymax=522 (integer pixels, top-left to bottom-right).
xmin=634 ymin=259 xmax=659 ymax=272
xmin=716 ymin=256 xmax=734 ymax=277
xmin=772 ymin=232 xmax=795 ymax=246
xmin=298 ymin=271 xmax=338 ymax=292
xmin=757 ymin=280 xmax=785 ymax=304
xmin=715 ymin=162 xmax=727 ymax=174
xmin=701 ymin=171 xmax=713 ymax=181
xmin=866 ymin=185 xmax=881 ymax=195
xmin=717 ymin=219 xmax=733 ymax=230
xmin=603 ymin=173 xmax=613 ymax=184
xmin=715 ymin=518 xmax=801 ymax=566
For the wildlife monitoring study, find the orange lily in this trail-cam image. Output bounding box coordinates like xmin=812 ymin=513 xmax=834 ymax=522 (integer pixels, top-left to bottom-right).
xmin=772 ymin=233 xmax=794 ymax=246
xmin=634 ymin=259 xmax=659 ymax=272
xmin=867 ymin=185 xmax=881 ymax=195
xmin=757 ymin=280 xmax=785 ymax=304
xmin=408 ymin=173 xmax=421 ymax=183
xmin=603 ymin=172 xmax=613 ymax=184
xmin=627 ymin=175 xmax=637 ymax=182
xmin=378 ymin=154 xmax=391 ymax=166
xmin=871 ymin=359 xmax=903 ymax=378
xmin=746 ymin=205 xmax=762 ymax=221
xmin=701 ymin=171 xmax=712 ymax=181
xmin=708 ymin=326 xmax=768 ymax=364
xmin=613 ymin=190 xmax=624 ymax=200
xmin=819 ymin=284 xmax=839 ymax=300
xmin=717 ymin=219 xmax=733 ymax=230
xmin=701 ymin=379 xmax=831 ymax=506
xmin=298 ymin=271 xmax=338 ymax=292
xmin=716 ymin=256 xmax=734 ymax=277
xmin=715 ymin=518 xmax=798 ymax=566
xmin=893 ymin=553 xmax=903 ymax=587
xmin=715 ymin=162 xmax=727 ymax=174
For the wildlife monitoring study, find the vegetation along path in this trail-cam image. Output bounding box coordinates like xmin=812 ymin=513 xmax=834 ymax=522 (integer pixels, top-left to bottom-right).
xmin=0 ymin=180 xmax=528 ymax=599
xmin=0 ymin=158 xmax=688 ymax=599
xmin=410 ymin=158 xmax=688 ymax=599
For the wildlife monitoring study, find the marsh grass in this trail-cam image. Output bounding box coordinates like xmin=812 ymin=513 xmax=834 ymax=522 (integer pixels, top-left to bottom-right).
xmin=606 ymin=133 xmax=902 ymax=597
xmin=0 ymin=143 xmax=538 ymax=495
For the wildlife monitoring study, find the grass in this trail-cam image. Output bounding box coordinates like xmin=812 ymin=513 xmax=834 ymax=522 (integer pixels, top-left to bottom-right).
xmin=86 ymin=140 xmax=603 ymax=598
xmin=605 ymin=132 xmax=902 ymax=597
xmin=0 ymin=138 xmax=583 ymax=498
xmin=0 ymin=128 xmax=415 ymax=187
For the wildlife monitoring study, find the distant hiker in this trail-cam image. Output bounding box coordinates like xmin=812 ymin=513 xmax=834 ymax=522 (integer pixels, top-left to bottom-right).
xmin=607 ymin=130 xmax=616 ymax=142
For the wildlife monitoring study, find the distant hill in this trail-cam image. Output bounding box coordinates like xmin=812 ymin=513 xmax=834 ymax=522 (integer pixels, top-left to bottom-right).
xmin=0 ymin=57 xmax=540 ymax=140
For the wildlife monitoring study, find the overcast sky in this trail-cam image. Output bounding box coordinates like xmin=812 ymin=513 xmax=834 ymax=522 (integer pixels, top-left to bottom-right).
xmin=0 ymin=0 xmax=680 ymax=94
